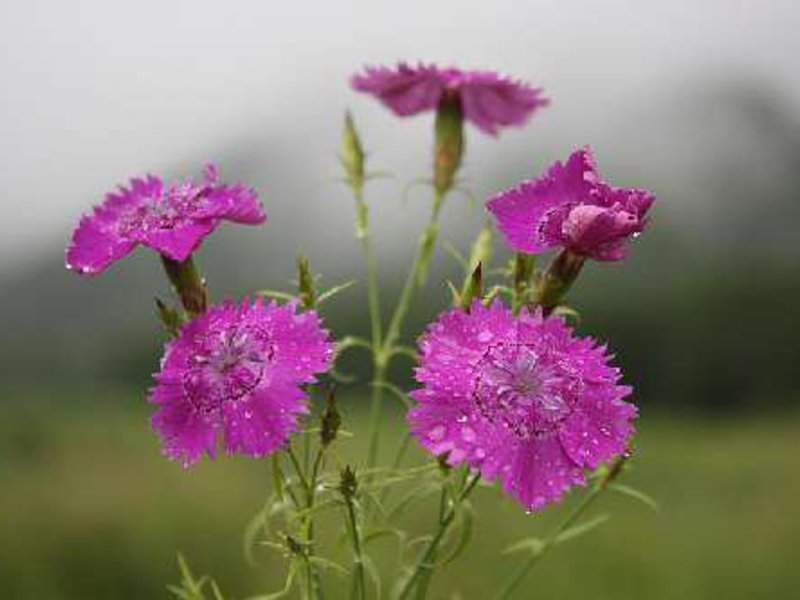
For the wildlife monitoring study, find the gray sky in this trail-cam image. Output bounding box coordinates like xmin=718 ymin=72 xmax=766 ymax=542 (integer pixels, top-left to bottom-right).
xmin=1 ymin=0 xmax=798 ymax=271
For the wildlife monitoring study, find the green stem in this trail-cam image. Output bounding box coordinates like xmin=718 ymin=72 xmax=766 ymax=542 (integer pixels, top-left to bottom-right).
xmin=285 ymin=445 xmax=325 ymax=600
xmin=351 ymin=187 xmax=389 ymax=472
xmin=160 ymin=255 xmax=207 ymax=316
xmin=398 ymin=473 xmax=480 ymax=600
xmin=355 ymin=191 xmax=383 ymax=350
xmin=366 ymin=361 xmax=387 ymax=469
xmin=344 ymin=494 xmax=367 ymax=600
xmin=534 ymin=250 xmax=585 ymax=314
xmin=382 ymin=191 xmax=445 ymax=353
xmin=367 ymin=191 xmax=445 ymax=469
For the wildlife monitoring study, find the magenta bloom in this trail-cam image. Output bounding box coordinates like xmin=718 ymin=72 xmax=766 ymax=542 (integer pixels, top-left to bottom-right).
xmin=66 ymin=164 xmax=266 ymax=275
xmin=149 ymin=299 xmax=334 ymax=467
xmin=488 ymin=148 xmax=655 ymax=261
xmin=408 ymin=301 xmax=636 ymax=511
xmin=351 ymin=62 xmax=548 ymax=135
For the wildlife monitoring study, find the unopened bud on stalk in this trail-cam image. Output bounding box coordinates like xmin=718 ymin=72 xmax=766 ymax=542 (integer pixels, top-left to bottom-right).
xmin=285 ymin=535 xmax=305 ymax=556
xmin=160 ymin=255 xmax=207 ymax=316
xmin=458 ymin=262 xmax=483 ymax=310
xmin=433 ymin=92 xmax=465 ymax=198
xmin=296 ymin=256 xmax=316 ymax=309
xmin=341 ymin=111 xmax=366 ymax=193
xmin=339 ymin=465 xmax=358 ymax=500
xmin=320 ymin=386 xmax=341 ymax=448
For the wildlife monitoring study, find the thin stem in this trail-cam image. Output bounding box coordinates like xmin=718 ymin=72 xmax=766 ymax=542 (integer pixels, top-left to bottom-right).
xmin=398 ymin=472 xmax=480 ymax=600
xmin=534 ymin=250 xmax=585 ymax=314
xmin=382 ymin=191 xmax=445 ymax=353
xmin=366 ymin=361 xmax=387 ymax=469
xmin=344 ymin=495 xmax=367 ymax=600
xmin=494 ymin=457 xmax=626 ymax=600
xmin=286 ymin=445 xmax=310 ymax=495
xmin=285 ymin=445 xmax=325 ymax=600
xmin=367 ymin=192 xmax=443 ymax=468
xmin=160 ymin=254 xmax=207 ymax=316
xmin=355 ymin=190 xmax=383 ymax=350
xmin=350 ymin=186 xmax=388 ymax=472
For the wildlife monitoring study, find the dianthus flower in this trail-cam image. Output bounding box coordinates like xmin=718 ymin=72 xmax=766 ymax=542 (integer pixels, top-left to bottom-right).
xmin=351 ymin=62 xmax=548 ymax=135
xmin=408 ymin=301 xmax=636 ymax=511
xmin=66 ymin=164 xmax=266 ymax=275
xmin=488 ymin=148 xmax=654 ymax=261
xmin=149 ymin=299 xmax=333 ymax=467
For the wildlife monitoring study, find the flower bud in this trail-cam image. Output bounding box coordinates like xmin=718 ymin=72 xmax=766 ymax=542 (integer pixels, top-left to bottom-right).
xmin=285 ymin=534 xmax=305 ymax=556
xmin=296 ymin=255 xmax=316 ymax=309
xmin=458 ymin=262 xmax=483 ymax=310
xmin=339 ymin=465 xmax=358 ymax=500
xmin=320 ymin=387 xmax=341 ymax=448
xmin=341 ymin=111 xmax=366 ymax=193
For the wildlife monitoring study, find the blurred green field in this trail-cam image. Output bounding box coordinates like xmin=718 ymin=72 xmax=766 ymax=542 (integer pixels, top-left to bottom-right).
xmin=2 ymin=388 xmax=799 ymax=599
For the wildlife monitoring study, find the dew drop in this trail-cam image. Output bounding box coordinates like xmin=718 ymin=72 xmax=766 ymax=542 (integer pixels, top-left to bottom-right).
xmin=428 ymin=425 xmax=446 ymax=441
xmin=461 ymin=426 xmax=476 ymax=442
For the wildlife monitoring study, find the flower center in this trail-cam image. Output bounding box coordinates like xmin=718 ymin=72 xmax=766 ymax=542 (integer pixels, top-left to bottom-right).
xmin=117 ymin=183 xmax=208 ymax=236
xmin=182 ymin=323 xmax=273 ymax=414
xmin=472 ymin=342 xmax=578 ymax=439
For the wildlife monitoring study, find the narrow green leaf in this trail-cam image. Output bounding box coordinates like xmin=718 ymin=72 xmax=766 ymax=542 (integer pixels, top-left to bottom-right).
xmin=255 ymin=289 xmax=296 ymax=301
xmin=554 ymin=514 xmax=610 ymax=545
xmin=317 ymin=279 xmax=357 ymax=304
xmin=502 ymin=537 xmax=545 ymax=556
xmin=362 ymin=555 xmax=383 ymax=600
xmin=610 ymin=483 xmax=659 ymax=512
xmin=309 ymin=556 xmax=349 ymax=577
xmin=245 ymin=562 xmax=296 ymax=600
xmin=440 ymin=504 xmax=475 ymax=565
xmin=370 ymin=381 xmax=412 ymax=409
xmin=442 ymin=242 xmax=467 ymax=267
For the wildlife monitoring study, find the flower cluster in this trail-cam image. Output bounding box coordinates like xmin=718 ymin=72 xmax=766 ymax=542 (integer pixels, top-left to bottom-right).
xmin=64 ymin=59 xmax=658 ymax=600
xmin=408 ymin=301 xmax=636 ymax=510
xmin=66 ymin=164 xmax=265 ymax=275
xmin=66 ymin=62 xmax=653 ymax=516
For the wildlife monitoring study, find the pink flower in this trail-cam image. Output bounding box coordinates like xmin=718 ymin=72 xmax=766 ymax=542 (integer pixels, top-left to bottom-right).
xmin=149 ymin=299 xmax=334 ymax=467
xmin=488 ymin=148 xmax=655 ymax=261
xmin=408 ymin=301 xmax=636 ymax=511
xmin=351 ymin=62 xmax=548 ymax=135
xmin=66 ymin=164 xmax=266 ymax=275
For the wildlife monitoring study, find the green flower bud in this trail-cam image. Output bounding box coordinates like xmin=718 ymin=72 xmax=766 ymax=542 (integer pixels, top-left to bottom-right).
xmin=341 ymin=111 xmax=366 ymax=193
xmin=458 ymin=262 xmax=483 ymax=310
xmin=320 ymin=387 xmax=341 ymax=448
xmin=339 ymin=465 xmax=358 ymax=500
xmin=296 ymin=255 xmax=316 ymax=309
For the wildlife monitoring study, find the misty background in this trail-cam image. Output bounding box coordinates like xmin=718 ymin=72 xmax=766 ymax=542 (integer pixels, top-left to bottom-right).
xmin=1 ymin=1 xmax=799 ymax=598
